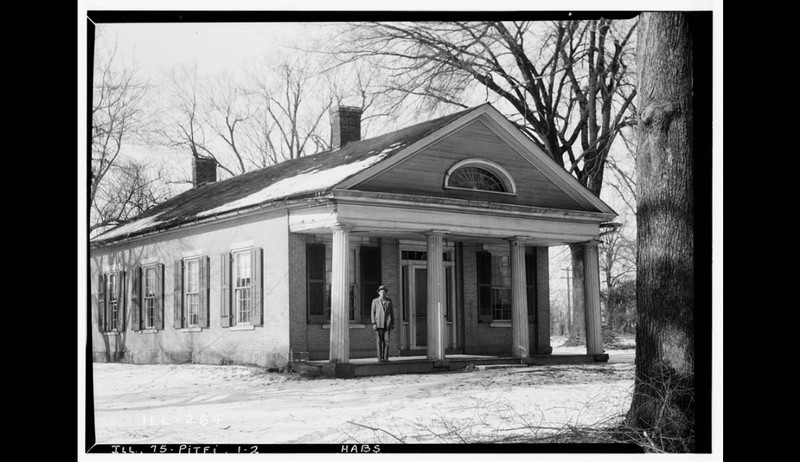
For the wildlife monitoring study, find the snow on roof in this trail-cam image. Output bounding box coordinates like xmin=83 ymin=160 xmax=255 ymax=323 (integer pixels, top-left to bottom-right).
xmin=90 ymin=106 xmax=481 ymax=246
xmin=196 ymin=151 xmax=392 ymax=218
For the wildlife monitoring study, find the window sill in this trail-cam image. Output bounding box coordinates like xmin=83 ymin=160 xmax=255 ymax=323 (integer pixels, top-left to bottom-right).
xmin=321 ymin=323 xmax=367 ymax=330
xmin=139 ymin=329 xmax=160 ymax=334
xmin=229 ymin=324 xmax=255 ymax=331
xmin=181 ymin=326 xmax=203 ymax=333
xmin=490 ymin=321 xmax=512 ymax=328
xmin=102 ymin=331 xmax=121 ymax=337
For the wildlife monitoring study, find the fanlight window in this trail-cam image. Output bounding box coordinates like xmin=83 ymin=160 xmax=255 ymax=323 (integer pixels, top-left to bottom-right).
xmin=444 ymin=159 xmax=516 ymax=194
xmin=448 ymin=166 xmax=506 ymax=192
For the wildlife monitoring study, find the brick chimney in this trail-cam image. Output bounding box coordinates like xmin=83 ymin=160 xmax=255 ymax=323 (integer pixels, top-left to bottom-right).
xmin=330 ymin=106 xmax=362 ymax=149
xmin=192 ymin=156 xmax=217 ymax=187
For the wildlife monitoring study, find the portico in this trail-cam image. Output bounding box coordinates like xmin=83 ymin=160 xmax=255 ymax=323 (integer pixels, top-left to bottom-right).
xmin=289 ymin=189 xmax=611 ymax=375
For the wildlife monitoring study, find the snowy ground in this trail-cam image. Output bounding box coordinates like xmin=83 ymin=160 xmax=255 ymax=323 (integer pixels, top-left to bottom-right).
xmin=90 ymin=336 xmax=636 ymax=445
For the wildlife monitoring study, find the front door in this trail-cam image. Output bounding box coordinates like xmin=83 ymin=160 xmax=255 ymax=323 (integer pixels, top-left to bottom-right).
xmin=407 ymin=262 xmax=456 ymax=350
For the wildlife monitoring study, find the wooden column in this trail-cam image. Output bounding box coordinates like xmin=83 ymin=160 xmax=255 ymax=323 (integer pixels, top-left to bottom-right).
xmin=583 ymin=240 xmax=603 ymax=355
xmin=509 ymin=238 xmax=530 ymax=358
xmin=426 ymin=231 xmax=446 ymax=361
xmin=329 ymin=226 xmax=350 ymax=363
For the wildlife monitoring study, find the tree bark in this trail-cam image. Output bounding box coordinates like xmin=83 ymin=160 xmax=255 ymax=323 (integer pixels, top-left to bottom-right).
xmin=627 ymin=12 xmax=695 ymax=451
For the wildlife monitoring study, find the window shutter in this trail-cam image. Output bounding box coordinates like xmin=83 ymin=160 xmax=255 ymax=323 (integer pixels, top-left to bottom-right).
xmin=155 ymin=263 xmax=164 ymax=329
xmin=220 ymin=253 xmax=231 ymax=327
xmin=117 ymin=270 xmax=126 ymax=331
xmin=477 ymin=251 xmax=492 ymax=322
xmin=173 ymin=260 xmax=183 ymax=329
xmin=131 ymin=267 xmax=141 ymax=331
xmin=360 ymin=246 xmax=381 ymax=320
xmin=306 ymin=243 xmax=326 ymax=323
xmin=98 ymin=273 xmax=106 ymax=332
xmin=251 ymin=247 xmax=263 ymax=326
xmin=199 ymin=256 xmax=210 ymax=328
xmin=525 ymin=250 xmax=536 ymax=322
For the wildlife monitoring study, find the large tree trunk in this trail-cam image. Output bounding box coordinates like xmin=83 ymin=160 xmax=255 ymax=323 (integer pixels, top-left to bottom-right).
xmin=627 ymin=12 xmax=695 ymax=452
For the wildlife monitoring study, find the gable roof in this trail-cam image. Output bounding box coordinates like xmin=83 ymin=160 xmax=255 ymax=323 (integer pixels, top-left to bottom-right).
xmin=91 ymin=105 xmax=484 ymax=245
xmin=91 ymin=103 xmax=617 ymax=247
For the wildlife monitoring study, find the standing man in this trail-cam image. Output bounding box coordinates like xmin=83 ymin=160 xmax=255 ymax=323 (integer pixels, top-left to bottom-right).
xmin=371 ymin=285 xmax=394 ymax=362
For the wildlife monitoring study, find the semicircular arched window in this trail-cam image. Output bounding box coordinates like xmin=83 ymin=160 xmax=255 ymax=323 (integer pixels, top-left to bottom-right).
xmin=444 ymin=159 xmax=517 ymax=195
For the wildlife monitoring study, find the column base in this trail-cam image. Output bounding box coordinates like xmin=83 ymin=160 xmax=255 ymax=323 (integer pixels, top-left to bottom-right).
xmin=536 ymin=346 xmax=553 ymax=355
xmin=322 ymin=362 xmax=355 ymax=378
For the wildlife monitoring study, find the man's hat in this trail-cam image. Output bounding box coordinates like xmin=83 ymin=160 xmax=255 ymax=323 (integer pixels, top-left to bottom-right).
xmin=377 ymin=285 xmax=387 ymax=292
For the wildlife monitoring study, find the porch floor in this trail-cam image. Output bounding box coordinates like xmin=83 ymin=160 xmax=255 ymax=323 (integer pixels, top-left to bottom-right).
xmin=305 ymin=353 xmax=610 ymax=378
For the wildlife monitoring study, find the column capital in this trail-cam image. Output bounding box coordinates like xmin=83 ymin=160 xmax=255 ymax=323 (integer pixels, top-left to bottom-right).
xmin=582 ymin=239 xmax=601 ymax=248
xmin=425 ymin=230 xmax=448 ymax=237
xmin=506 ymin=236 xmax=529 ymax=245
xmin=330 ymin=224 xmax=351 ymax=232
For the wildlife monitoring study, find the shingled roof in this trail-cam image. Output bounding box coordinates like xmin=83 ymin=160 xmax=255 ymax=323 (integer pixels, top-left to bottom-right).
xmin=91 ymin=104 xmax=485 ymax=246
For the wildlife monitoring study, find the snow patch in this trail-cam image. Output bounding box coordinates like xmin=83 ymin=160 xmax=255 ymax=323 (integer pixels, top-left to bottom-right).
xmin=197 ymin=153 xmax=389 ymax=218
xmin=93 ymin=213 xmax=164 ymax=241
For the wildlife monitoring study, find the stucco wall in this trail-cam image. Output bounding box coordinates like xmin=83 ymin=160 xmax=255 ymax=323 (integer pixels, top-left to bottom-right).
xmin=89 ymin=211 xmax=292 ymax=368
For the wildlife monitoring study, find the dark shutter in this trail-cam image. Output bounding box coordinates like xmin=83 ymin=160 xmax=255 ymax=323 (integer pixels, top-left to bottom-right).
xmin=155 ymin=263 xmax=164 ymax=329
xmin=306 ymin=243 xmax=326 ymax=323
xmin=117 ymin=270 xmax=126 ymax=331
xmin=173 ymin=260 xmax=183 ymax=329
xmin=360 ymin=246 xmax=381 ymax=320
xmin=98 ymin=273 xmax=106 ymax=332
xmin=220 ymin=253 xmax=232 ymax=327
xmin=131 ymin=267 xmax=141 ymax=331
xmin=477 ymin=251 xmax=492 ymax=322
xmin=251 ymin=247 xmax=263 ymax=326
xmin=526 ymin=249 xmax=537 ymax=322
xmin=199 ymin=256 xmax=210 ymax=328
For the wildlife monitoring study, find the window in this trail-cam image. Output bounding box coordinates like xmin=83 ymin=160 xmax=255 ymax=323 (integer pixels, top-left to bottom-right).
xmin=477 ymin=251 xmax=512 ymax=322
xmin=234 ymin=251 xmax=252 ymax=324
xmin=220 ymin=248 xmax=263 ymax=327
xmin=98 ymin=270 xmax=125 ymax=332
xmin=131 ymin=264 xmax=164 ymax=331
xmin=306 ymin=242 xmax=374 ymax=324
xmin=478 ymin=248 xmax=538 ymax=323
xmin=444 ymin=159 xmax=516 ymax=194
xmin=491 ymin=254 xmax=512 ymax=321
xmin=174 ymin=256 xmax=209 ymax=329
xmin=144 ymin=266 xmax=158 ymax=328
xmin=185 ymin=259 xmax=201 ymax=326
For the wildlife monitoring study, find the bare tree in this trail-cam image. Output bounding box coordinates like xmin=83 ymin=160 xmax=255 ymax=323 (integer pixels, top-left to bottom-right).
xmin=91 ymin=28 xmax=149 ymax=212
xmin=599 ymin=222 xmax=636 ymax=329
xmin=91 ymin=159 xmax=170 ymax=235
xmin=335 ymin=19 xmax=638 ymax=344
xmin=246 ymin=56 xmax=333 ymax=162
xmin=156 ymin=65 xmax=243 ymax=179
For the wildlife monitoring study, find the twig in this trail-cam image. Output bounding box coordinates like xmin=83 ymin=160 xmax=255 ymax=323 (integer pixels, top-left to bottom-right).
xmin=346 ymin=421 xmax=407 ymax=444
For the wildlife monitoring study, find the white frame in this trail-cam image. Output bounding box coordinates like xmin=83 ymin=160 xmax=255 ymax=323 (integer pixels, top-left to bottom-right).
xmin=232 ymin=250 xmax=252 ymax=325
xmin=107 ymin=271 xmax=119 ymax=331
xmin=402 ymin=247 xmax=457 ymax=351
xmin=443 ymin=158 xmax=518 ymax=195
xmin=184 ymin=257 xmax=201 ymax=327
xmin=143 ymin=264 xmax=158 ymax=329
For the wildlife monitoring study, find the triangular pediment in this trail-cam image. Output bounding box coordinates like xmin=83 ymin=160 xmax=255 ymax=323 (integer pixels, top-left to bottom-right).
xmin=341 ymin=105 xmax=615 ymax=215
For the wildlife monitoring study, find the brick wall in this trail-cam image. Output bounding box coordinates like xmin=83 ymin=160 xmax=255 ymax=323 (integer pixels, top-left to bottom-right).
xmin=299 ymin=237 xmax=402 ymax=361
xmin=460 ymin=244 xmax=553 ymax=356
